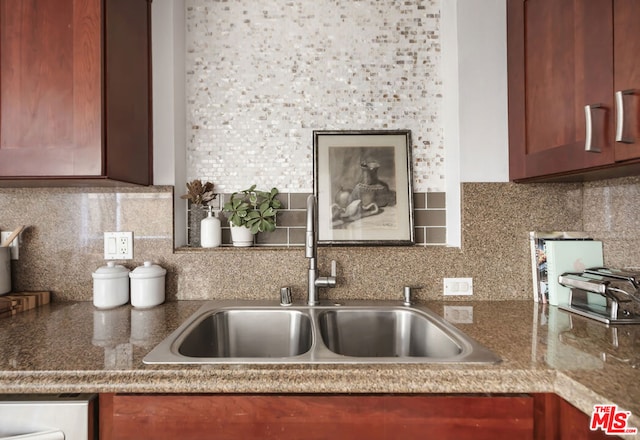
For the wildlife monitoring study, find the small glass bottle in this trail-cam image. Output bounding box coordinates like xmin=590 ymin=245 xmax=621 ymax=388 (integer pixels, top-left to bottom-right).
xmin=201 ymin=205 xmax=221 ymax=248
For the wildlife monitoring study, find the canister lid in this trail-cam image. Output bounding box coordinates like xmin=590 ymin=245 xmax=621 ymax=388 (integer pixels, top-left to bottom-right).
xmin=130 ymin=261 xmax=167 ymax=279
xmin=92 ymin=261 xmax=130 ymax=279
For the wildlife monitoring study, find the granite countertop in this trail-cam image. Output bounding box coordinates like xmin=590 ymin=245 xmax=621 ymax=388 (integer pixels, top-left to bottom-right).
xmin=0 ymin=300 xmax=638 ymax=430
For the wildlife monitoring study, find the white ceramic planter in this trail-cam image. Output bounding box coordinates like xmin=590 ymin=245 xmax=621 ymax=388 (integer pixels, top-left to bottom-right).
xmin=230 ymin=224 xmax=254 ymax=247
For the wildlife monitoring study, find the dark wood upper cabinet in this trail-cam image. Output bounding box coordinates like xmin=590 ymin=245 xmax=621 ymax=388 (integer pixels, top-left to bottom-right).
xmin=613 ymin=0 xmax=640 ymax=162
xmin=0 ymin=0 xmax=152 ymax=185
xmin=508 ymin=0 xmax=640 ymax=182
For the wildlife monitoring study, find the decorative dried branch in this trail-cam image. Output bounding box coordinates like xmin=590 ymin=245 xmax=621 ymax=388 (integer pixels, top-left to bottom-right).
xmin=180 ymin=179 xmax=217 ymax=207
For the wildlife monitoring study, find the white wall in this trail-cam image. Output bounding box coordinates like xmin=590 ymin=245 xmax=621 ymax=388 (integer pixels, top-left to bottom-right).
xmin=152 ymin=0 xmax=187 ymax=246
xmin=442 ymin=0 xmax=509 ymax=247
xmin=441 ymin=0 xmax=461 ymax=247
xmin=457 ymin=0 xmax=509 ymax=183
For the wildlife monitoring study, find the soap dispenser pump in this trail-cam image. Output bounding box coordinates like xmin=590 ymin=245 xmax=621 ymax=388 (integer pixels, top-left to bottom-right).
xmin=201 ymin=205 xmax=221 ymax=248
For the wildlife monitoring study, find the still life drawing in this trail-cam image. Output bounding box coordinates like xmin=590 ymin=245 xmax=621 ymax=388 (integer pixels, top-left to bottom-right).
xmin=314 ymin=130 xmax=414 ymax=245
xmin=329 ymin=147 xmax=396 ymax=228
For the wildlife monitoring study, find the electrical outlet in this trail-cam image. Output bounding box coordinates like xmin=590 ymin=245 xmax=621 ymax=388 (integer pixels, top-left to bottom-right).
xmin=104 ymin=232 xmax=133 ymax=260
xmin=443 ymin=277 xmax=473 ymax=296
xmin=0 ymin=231 xmax=19 ymax=260
xmin=444 ymin=305 xmax=474 ymax=324
xmin=118 ymin=236 xmax=129 ymax=255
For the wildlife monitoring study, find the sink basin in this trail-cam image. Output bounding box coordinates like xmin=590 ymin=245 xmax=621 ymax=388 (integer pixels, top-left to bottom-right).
xmin=143 ymin=301 xmax=501 ymax=365
xmin=178 ymin=309 xmax=312 ymax=358
xmin=318 ymin=309 xmax=462 ymax=358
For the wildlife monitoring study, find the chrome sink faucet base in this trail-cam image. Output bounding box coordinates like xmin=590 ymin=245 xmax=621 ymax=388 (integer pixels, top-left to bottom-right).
xmin=306 ymin=195 xmax=337 ymax=305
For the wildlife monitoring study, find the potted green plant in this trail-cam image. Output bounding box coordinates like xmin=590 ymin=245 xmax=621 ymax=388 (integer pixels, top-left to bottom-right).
xmin=222 ymin=185 xmax=281 ymax=247
xmin=180 ymin=179 xmax=217 ymax=246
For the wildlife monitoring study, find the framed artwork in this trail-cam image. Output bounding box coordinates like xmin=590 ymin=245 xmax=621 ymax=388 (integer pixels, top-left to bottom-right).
xmin=313 ymin=130 xmax=414 ymax=245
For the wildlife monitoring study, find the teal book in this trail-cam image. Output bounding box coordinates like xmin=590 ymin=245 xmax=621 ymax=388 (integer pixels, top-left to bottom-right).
xmin=545 ymin=240 xmax=604 ymax=306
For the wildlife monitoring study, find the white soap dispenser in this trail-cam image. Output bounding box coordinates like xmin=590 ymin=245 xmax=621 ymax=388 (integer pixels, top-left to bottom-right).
xmin=200 ymin=204 xmax=221 ymax=248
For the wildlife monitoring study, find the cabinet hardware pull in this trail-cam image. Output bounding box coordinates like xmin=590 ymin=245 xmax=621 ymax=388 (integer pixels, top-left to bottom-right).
xmin=615 ymin=89 xmax=636 ymax=143
xmin=584 ymin=104 xmax=602 ymax=153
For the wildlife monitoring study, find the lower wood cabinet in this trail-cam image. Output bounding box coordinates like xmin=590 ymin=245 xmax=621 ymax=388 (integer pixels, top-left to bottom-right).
xmin=99 ymin=393 xmax=612 ymax=440
xmin=535 ymin=394 xmax=612 ymax=440
xmin=100 ymin=393 xmax=534 ymax=440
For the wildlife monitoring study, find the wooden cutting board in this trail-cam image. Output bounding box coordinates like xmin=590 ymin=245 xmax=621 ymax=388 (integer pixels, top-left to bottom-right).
xmin=0 ymin=291 xmax=50 ymax=318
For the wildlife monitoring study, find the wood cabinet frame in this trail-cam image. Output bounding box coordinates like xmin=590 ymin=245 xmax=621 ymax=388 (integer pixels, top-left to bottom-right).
xmin=507 ymin=0 xmax=640 ymax=182
xmin=0 ymin=0 xmax=152 ymax=185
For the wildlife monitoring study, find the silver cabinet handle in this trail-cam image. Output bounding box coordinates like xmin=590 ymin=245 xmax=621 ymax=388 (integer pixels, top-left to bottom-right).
xmin=615 ymin=89 xmax=636 ymax=143
xmin=584 ymin=104 xmax=602 ymax=153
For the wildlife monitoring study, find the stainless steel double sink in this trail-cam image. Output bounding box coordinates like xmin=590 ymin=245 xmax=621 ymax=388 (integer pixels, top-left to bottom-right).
xmin=143 ymin=301 xmax=501 ymax=364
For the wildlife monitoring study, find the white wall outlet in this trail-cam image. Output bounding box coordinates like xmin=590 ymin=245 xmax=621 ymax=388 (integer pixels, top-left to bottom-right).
xmin=104 ymin=232 xmax=133 ymax=260
xmin=0 ymin=231 xmax=19 ymax=260
xmin=444 ymin=305 xmax=474 ymax=324
xmin=443 ymin=277 xmax=473 ymax=296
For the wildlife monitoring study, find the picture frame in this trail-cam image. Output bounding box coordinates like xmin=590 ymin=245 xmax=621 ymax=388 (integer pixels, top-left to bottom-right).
xmin=313 ymin=130 xmax=414 ymax=245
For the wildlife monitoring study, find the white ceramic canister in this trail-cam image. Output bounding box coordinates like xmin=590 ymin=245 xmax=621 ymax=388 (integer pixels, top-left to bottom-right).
xmin=92 ymin=262 xmax=130 ymax=309
xmin=129 ymin=261 xmax=166 ymax=308
xmin=0 ymin=247 xmax=11 ymax=295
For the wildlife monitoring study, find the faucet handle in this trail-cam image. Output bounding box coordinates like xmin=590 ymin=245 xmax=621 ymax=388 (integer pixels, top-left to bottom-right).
xmin=315 ymin=261 xmax=338 ymax=289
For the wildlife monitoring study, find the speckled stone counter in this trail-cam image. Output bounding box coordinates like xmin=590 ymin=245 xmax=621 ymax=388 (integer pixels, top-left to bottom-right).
xmin=0 ymin=300 xmax=638 ymax=434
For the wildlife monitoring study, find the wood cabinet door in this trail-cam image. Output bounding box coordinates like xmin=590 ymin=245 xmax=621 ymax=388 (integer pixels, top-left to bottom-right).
xmin=0 ymin=0 xmax=102 ymax=177
xmin=101 ymin=393 xmax=534 ymax=440
xmin=508 ymin=0 xmax=615 ymax=181
xmin=613 ymin=0 xmax=640 ymax=162
xmin=534 ymin=394 xmax=612 ymax=440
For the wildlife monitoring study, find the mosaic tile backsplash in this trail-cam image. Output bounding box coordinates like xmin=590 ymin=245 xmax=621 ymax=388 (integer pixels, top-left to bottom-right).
xmin=185 ymin=0 xmax=443 ymax=193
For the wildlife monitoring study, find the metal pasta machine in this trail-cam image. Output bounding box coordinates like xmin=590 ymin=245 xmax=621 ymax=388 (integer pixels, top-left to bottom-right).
xmin=558 ymin=267 xmax=640 ymax=325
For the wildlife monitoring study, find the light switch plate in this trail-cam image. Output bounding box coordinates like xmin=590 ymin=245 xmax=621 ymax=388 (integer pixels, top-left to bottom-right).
xmin=104 ymin=231 xmax=133 ymax=260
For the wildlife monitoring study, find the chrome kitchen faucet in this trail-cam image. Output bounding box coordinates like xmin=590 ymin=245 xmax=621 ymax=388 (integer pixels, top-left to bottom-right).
xmin=306 ymin=195 xmax=337 ymax=305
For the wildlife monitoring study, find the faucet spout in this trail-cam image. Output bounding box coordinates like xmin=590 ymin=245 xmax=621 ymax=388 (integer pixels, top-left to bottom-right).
xmin=306 ymin=194 xmax=336 ymax=305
